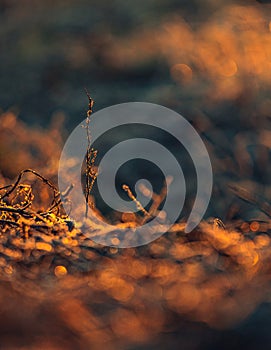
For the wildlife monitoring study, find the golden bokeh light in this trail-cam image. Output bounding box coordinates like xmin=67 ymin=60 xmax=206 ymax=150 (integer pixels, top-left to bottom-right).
xmin=54 ymin=265 xmax=68 ymax=277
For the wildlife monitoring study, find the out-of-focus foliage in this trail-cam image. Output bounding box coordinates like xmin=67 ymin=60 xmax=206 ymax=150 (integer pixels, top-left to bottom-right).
xmin=1 ymin=1 xmax=271 ymax=349
xmin=0 ymin=110 xmax=271 ymax=349
xmin=0 ymin=0 xmax=269 ymax=127
xmin=0 ymin=111 xmax=64 ymax=179
xmin=2 ymin=1 xmax=271 ymax=218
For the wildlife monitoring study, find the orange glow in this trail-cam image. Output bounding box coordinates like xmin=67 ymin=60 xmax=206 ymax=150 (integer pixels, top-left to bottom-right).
xmin=1 ymin=4 xmax=271 ymax=347
xmin=165 ymin=282 xmax=201 ymax=313
xmin=170 ymin=63 xmax=193 ymax=84
xmin=217 ymin=59 xmax=238 ymax=77
xmin=4 ymin=265 xmax=13 ymax=275
xmin=111 ymin=237 xmax=120 ymax=246
xmin=110 ymin=309 xmax=149 ymax=341
xmin=250 ymin=221 xmax=260 ymax=232
xmin=107 ymin=4 xmax=271 ymax=102
xmin=35 ymin=242 xmax=52 ymax=252
xmin=109 ymin=247 xmax=118 ymax=254
xmin=254 ymin=234 xmax=270 ymax=248
xmin=149 ymin=242 xmax=166 ymax=256
xmin=54 ymin=265 xmax=67 ymax=277
xmin=129 ymin=260 xmax=148 ymax=279
xmin=108 ymin=278 xmax=134 ymax=302
xmin=62 ymin=237 xmax=73 ymax=245
xmin=121 ymin=212 xmax=136 ymax=222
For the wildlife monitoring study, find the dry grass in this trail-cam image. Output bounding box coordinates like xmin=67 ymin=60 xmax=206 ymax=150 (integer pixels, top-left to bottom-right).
xmin=0 ymin=108 xmax=271 ymax=349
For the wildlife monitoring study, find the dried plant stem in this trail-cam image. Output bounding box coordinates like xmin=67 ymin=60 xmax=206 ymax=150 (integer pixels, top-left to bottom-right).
xmin=122 ymin=184 xmax=151 ymax=218
xmin=0 ymin=169 xmax=59 ymax=199
xmin=84 ymin=89 xmax=98 ymax=218
xmin=0 ymin=168 xmax=75 ymax=232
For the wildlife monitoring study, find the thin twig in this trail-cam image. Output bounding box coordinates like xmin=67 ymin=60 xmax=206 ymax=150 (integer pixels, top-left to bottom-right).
xmin=0 ymin=205 xmax=49 ymax=223
xmin=1 ymin=169 xmax=58 ymax=198
xmin=122 ymin=184 xmax=151 ymax=218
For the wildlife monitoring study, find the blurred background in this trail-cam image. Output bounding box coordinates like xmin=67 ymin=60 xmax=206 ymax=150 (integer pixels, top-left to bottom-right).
xmin=1 ymin=0 xmax=271 ymax=220
xmin=1 ymin=1 xmax=271 ymax=349
xmin=1 ymin=0 xmax=270 ymax=128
